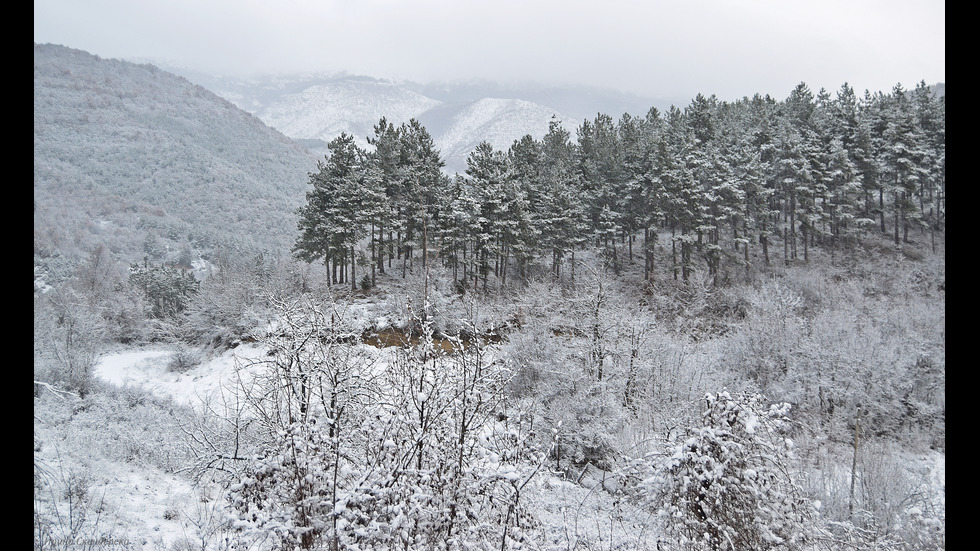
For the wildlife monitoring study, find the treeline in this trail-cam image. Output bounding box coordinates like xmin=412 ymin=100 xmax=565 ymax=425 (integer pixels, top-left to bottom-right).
xmin=295 ymin=81 xmax=944 ymax=289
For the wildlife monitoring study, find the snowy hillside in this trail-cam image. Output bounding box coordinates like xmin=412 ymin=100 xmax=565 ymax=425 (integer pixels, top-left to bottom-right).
xmin=33 ymin=44 xmax=315 ymax=274
xmin=255 ymin=80 xmax=441 ymax=147
xmin=434 ymin=98 xmax=580 ymax=174
xmin=35 ymin=45 xmax=945 ymax=551
xmin=179 ymin=71 xmax=581 ymax=173
xmin=34 ymin=278 xmax=947 ymax=550
xmin=32 ymin=342 xmax=665 ymax=550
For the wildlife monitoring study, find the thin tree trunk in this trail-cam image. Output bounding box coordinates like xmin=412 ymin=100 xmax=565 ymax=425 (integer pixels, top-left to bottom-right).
xmin=803 ymin=224 xmax=809 ymax=263
xmin=671 ymin=228 xmax=678 ymax=280
xmin=783 ymin=227 xmax=789 ymax=266
xmin=879 ymin=188 xmax=886 ymax=233
xmin=378 ymin=224 xmax=385 ymax=275
xmin=849 ymin=405 xmax=862 ymax=518
xmin=761 ymin=232 xmax=769 ymax=266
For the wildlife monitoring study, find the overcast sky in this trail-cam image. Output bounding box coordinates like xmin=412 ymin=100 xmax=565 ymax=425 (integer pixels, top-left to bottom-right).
xmin=34 ymin=0 xmax=944 ymax=103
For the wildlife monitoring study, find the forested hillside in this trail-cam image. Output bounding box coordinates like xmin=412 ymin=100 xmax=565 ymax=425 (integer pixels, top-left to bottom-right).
xmin=34 ymin=43 xmax=315 ymax=284
xmin=34 ymin=43 xmax=944 ymax=550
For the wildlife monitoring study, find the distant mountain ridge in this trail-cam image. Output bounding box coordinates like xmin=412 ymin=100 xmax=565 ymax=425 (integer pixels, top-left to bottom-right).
xmin=175 ymin=72 xmax=578 ymax=173
xmin=169 ymin=70 xmax=672 ymax=174
xmin=256 ymin=80 xmax=442 ymax=148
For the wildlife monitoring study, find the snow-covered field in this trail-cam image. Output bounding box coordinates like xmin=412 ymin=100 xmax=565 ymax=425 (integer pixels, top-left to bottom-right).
xmin=94 ymin=346 xmax=261 ymax=406
xmin=35 ymin=348 xmax=259 ymax=549
xmin=36 ymin=332 xmax=945 ymax=550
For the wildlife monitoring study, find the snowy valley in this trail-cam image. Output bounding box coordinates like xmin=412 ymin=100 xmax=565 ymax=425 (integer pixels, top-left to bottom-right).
xmin=35 ymin=42 xmax=944 ymax=550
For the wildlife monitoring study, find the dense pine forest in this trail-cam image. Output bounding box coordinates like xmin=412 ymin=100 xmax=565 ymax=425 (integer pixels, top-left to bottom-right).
xmin=292 ymin=82 xmax=944 ymax=293
xmin=35 ymin=62 xmax=944 ymax=551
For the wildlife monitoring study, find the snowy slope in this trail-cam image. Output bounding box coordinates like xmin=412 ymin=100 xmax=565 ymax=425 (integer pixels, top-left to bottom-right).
xmin=33 ymin=43 xmax=315 ymax=269
xmin=434 ymin=97 xmax=579 ymax=173
xmin=253 ymin=85 xmax=577 ymax=174
xmin=257 ymin=80 xmax=441 ymax=144
xmin=187 ymin=72 xmax=580 ymax=174
xmin=36 ymin=335 xmax=946 ymax=550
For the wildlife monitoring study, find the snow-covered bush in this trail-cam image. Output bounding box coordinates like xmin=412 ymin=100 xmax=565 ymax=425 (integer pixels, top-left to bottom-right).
xmin=646 ymin=391 xmax=816 ymax=550
xmin=226 ymin=297 xmax=542 ymax=549
xmin=34 ymin=289 xmax=106 ymax=398
xmin=178 ymin=258 xmax=272 ymax=350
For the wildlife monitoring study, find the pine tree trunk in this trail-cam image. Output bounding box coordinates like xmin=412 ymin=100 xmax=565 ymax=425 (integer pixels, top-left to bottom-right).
xmin=671 ymin=228 xmax=678 ymax=281
xmin=378 ymin=225 xmax=385 ymax=275
xmin=501 ymin=244 xmax=508 ymax=287
xmin=351 ymin=246 xmax=357 ymax=292
xmin=789 ymin=195 xmax=797 ymax=259
xmin=803 ymin=224 xmax=809 ymax=263
xmin=744 ymin=235 xmax=750 ymax=281
xmin=894 ymin=208 xmax=900 ymax=246
xmin=611 ymin=241 xmax=619 ymax=276
xmin=902 ymin=192 xmax=910 ymax=243
xmin=453 ymin=246 xmax=458 ymax=283
xmin=371 ymin=225 xmax=377 ymax=287
xmin=879 ymin=188 xmax=886 ymax=233
xmin=783 ymin=227 xmax=789 ymax=266
xmin=761 ymin=233 xmax=769 ymax=266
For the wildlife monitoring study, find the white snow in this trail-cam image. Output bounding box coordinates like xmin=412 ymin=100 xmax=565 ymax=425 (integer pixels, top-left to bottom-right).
xmin=94 ymin=345 xmax=267 ymax=406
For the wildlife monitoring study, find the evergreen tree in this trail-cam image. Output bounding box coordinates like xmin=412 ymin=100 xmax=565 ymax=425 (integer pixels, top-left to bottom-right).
xmin=539 ymin=120 xmax=588 ymax=279
xmin=366 ymin=117 xmax=404 ymax=275
xmin=881 ymin=84 xmax=927 ymax=244
xmin=466 ymin=141 xmax=512 ymax=290
xmin=859 ymin=90 xmax=890 ymax=232
xmin=662 ymin=105 xmax=705 ymax=281
xmin=501 ymin=137 xmax=540 ymax=284
xmin=293 ymin=133 xmax=367 ymax=286
xmin=397 ymin=119 xmax=448 ymax=274
xmin=439 ymin=173 xmax=481 ymax=286
xmin=577 ymin=113 xmax=626 ymax=271
xmin=910 ymin=81 xmax=945 ymax=238
xmin=617 ymin=112 xmax=653 ymax=268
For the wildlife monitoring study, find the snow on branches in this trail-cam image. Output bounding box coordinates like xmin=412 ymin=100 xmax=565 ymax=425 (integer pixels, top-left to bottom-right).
xmin=648 ymin=391 xmax=816 ymax=550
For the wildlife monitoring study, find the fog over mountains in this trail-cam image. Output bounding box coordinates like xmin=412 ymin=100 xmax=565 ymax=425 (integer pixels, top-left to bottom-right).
xmin=170 ymin=68 xmax=669 ymax=174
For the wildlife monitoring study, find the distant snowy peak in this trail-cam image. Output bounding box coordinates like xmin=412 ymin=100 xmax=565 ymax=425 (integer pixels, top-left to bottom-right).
xmin=191 ymin=73 xmax=579 ymax=173
xmin=436 ymin=98 xmax=578 ymax=172
xmin=440 ymin=97 xmax=561 ymax=147
xmin=257 ymin=80 xmax=441 ymax=142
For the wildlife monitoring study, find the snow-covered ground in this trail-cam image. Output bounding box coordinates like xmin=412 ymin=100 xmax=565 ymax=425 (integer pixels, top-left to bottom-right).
xmin=93 ymin=345 xmax=264 ymax=406
xmin=35 ymin=343 xmax=653 ymax=549
xmin=35 ymin=343 xmax=945 ymax=550
xmin=36 ymin=348 xmax=261 ymax=550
